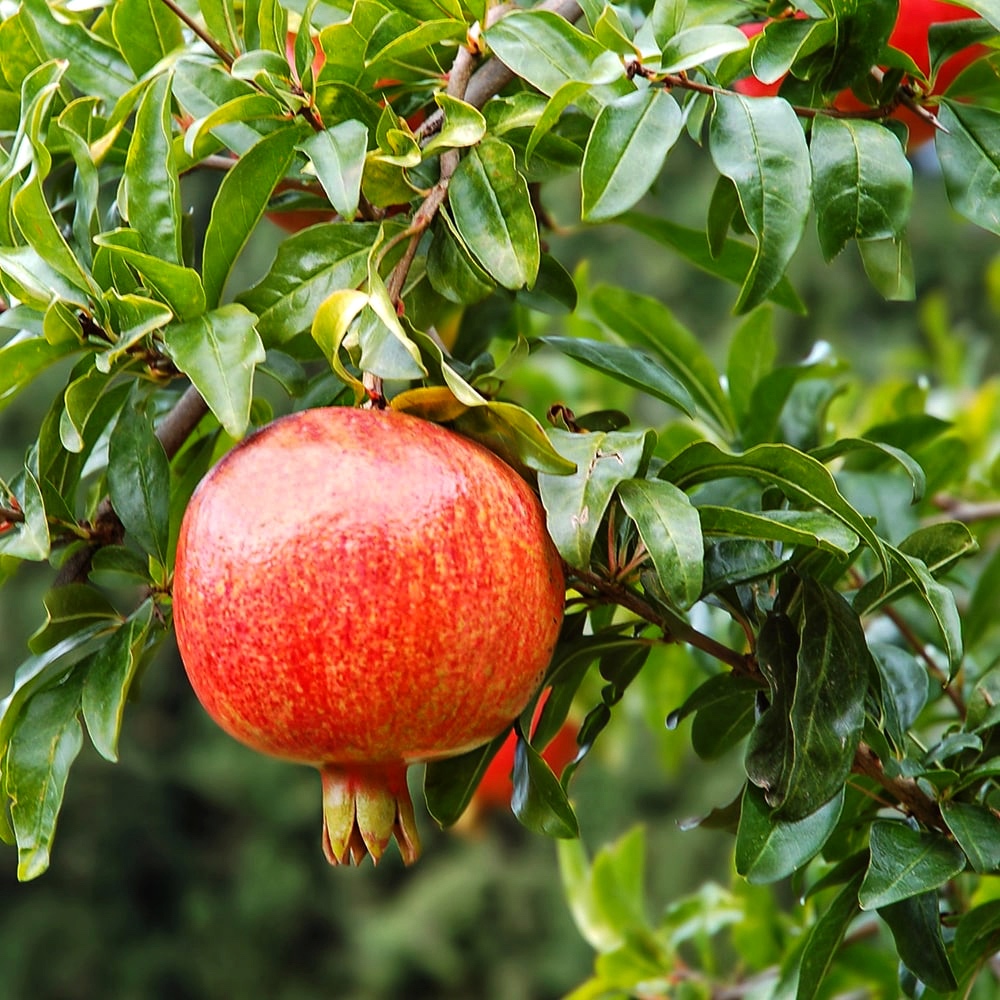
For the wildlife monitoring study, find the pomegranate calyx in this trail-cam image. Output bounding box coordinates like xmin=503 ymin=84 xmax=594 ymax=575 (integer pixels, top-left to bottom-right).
xmin=320 ymin=763 xmax=421 ymax=866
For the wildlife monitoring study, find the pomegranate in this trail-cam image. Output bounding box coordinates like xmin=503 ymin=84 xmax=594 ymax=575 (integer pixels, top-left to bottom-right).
xmin=172 ymin=407 xmax=565 ymax=866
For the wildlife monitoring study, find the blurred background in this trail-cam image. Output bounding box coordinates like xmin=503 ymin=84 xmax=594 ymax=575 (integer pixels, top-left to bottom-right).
xmin=1 ymin=136 xmax=998 ymax=999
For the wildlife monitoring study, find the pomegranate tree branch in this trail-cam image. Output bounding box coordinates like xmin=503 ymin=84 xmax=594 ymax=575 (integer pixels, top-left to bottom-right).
xmin=567 ymin=564 xmax=753 ymax=674
xmin=157 ymin=0 xmax=234 ymax=66
xmin=852 ymin=742 xmax=946 ymax=832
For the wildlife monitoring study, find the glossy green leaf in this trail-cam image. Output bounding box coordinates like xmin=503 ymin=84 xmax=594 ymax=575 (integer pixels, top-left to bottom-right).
xmin=617 ymin=478 xmax=702 ymax=609
xmin=172 ymin=60 xmax=273 ymax=156
xmin=871 ymin=643 xmax=929 ymax=751
xmin=954 ymin=901 xmax=1000 ymax=976
xmin=937 ymin=101 xmax=1000 ymax=236
xmin=511 ymin=723 xmax=580 ymax=839
xmin=581 ymin=89 xmax=682 ymax=222
xmin=660 ymin=441 xmax=891 ymax=577
xmin=449 ymin=141 xmax=539 ymax=290
xmin=98 ymin=292 xmax=174 ymax=373
xmin=541 ymin=336 xmax=695 ymax=415
xmin=121 ymin=75 xmax=182 ymax=266
xmin=941 ymin=801 xmax=1000 ymax=874
xmin=28 ymin=585 xmax=121 ymax=655
xmin=854 ymin=522 xmax=976 ymax=616
xmin=590 ymin=285 xmax=734 ymax=435
xmin=13 ymin=168 xmax=99 ymax=303
xmin=22 ymin=0 xmax=135 ymax=102
xmin=298 ymin=120 xmax=367 ymax=222
xmin=485 ymin=10 xmax=628 ymax=112
xmin=746 ymin=578 xmax=869 ymax=821
xmin=0 ymin=468 xmax=49 ymax=561
xmin=810 ymin=116 xmax=913 ymax=261
xmin=879 ymin=890 xmax=958 ymax=993
xmin=238 ymin=223 xmax=384 ymax=343
xmin=660 ymin=24 xmax=749 ymax=73
xmin=537 ymin=428 xmax=651 ymax=568
xmin=203 ymin=127 xmax=302 ymax=308
xmin=860 ymin=821 xmax=966 ymax=910
xmin=60 ymin=365 xmax=110 ymax=453
xmin=422 ymin=94 xmax=487 ymax=156
xmin=92 ymin=231 xmax=207 ymax=321
xmin=0 ymin=338 xmax=80 ymax=412
xmin=618 ymin=212 xmax=805 ymax=313
xmin=161 ymin=304 xmax=265 ymax=439
xmin=81 ymin=602 xmax=155 ymax=763
xmin=107 ymin=407 xmax=171 ymax=563
xmin=858 ymin=235 xmax=915 ymax=301
xmin=698 ymin=507 xmax=859 ymax=555
xmin=689 ymin=681 xmax=757 ymax=759
xmin=736 ymin=784 xmax=844 ymax=884
xmin=709 ymin=94 xmax=811 ymax=313
xmin=112 ymin=0 xmax=185 ymax=77
xmin=782 ymin=578 xmax=869 ymax=820
xmin=423 ymin=730 xmax=509 ymax=827
xmin=795 ymin=873 xmax=865 ymax=1000
xmin=7 ymin=671 xmax=84 ymax=881
xmin=454 ymin=402 xmax=578 ymax=477
xmin=812 ymin=437 xmax=926 ymax=503
xmin=426 ymin=211 xmax=496 ymax=305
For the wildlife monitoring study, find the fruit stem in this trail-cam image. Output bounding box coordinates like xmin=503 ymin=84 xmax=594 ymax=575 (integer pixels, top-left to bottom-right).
xmin=319 ymin=763 xmax=421 ymax=866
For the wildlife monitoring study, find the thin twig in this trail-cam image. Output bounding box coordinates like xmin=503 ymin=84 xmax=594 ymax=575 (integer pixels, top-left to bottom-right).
xmin=157 ymin=0 xmax=234 ymax=66
xmin=852 ymin=742 xmax=947 ymax=832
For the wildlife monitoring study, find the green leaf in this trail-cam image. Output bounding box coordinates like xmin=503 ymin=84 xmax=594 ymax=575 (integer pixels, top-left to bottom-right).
xmin=238 ymin=223 xmax=385 ymax=343
xmin=746 ymin=578 xmax=870 ymax=821
xmin=511 ymin=723 xmax=580 ymax=839
xmin=660 ymin=441 xmax=891 ymax=577
xmin=557 ymin=826 xmax=648 ymax=953
xmin=540 ymin=336 xmax=695 ymax=415
xmin=700 ymin=507 xmax=860 ymax=557
xmin=121 ymin=75 xmax=183 ymax=266
xmin=422 ymin=94 xmax=487 ymax=156
xmin=13 ymin=167 xmax=100 ymax=304
xmin=709 ymin=94 xmax=811 ymax=313
xmin=28 ymin=585 xmax=121 ymax=655
xmin=297 ymin=120 xmax=367 ymax=222
xmin=811 ymin=437 xmax=926 ymax=503
xmin=0 ymin=467 xmax=49 ymax=561
xmin=858 ymin=235 xmax=915 ymax=301
xmin=203 ymin=127 xmax=302 ymax=308
xmin=795 ymin=873 xmax=865 ymax=1000
xmin=485 ymin=10 xmax=628 ymax=112
xmin=81 ymin=602 xmax=156 ymax=763
xmin=7 ymin=671 xmax=84 ymax=881
xmin=581 ymin=89 xmax=682 ymax=222
xmin=107 ymin=406 xmax=171 ymax=563
xmin=92 ymin=231 xmax=207 ymax=321
xmin=449 ymin=141 xmax=539 ymax=290
xmin=782 ymin=578 xmax=869 ymax=820
xmin=736 ymin=784 xmax=844 ymax=884
xmin=426 ymin=210 xmax=496 ymax=305
xmin=954 ymin=901 xmax=1000 ymax=977
xmin=0 ymin=337 xmax=80 ymax=412
xmin=810 ymin=116 xmax=913 ymax=261
xmin=618 ymin=212 xmax=805 ymax=314
xmin=161 ymin=304 xmax=265 ymax=439
xmin=537 ymin=428 xmax=651 ymax=568
xmin=22 ymin=0 xmax=135 ymax=102
xmin=112 ymin=0 xmax=185 ymax=77
xmin=423 ymin=730 xmax=509 ymax=827
xmin=937 ymin=101 xmax=1000 ymax=236
xmin=879 ymin=891 xmax=957 ymax=992
xmin=941 ymin=801 xmax=1000 ymax=874
xmin=590 ymin=285 xmax=735 ymax=435
xmin=660 ymin=24 xmax=749 ymax=73
xmin=860 ymin=821 xmax=966 ymax=910
xmin=453 ymin=402 xmax=577 ymax=477
xmin=617 ymin=478 xmax=702 ymax=609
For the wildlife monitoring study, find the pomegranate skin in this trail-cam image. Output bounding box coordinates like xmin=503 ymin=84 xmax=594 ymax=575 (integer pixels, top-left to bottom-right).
xmin=172 ymin=406 xmax=565 ymax=864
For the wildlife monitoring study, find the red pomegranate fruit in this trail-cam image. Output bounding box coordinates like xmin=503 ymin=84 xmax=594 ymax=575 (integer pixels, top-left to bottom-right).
xmin=172 ymin=407 xmax=565 ymax=866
